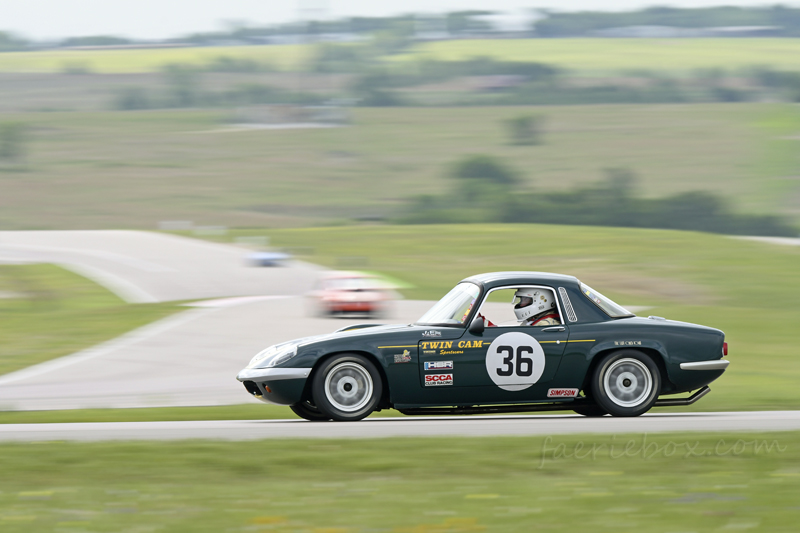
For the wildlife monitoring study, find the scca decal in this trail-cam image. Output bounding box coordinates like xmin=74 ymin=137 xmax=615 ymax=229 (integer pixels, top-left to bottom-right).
xmin=424 ymin=373 xmax=453 ymax=386
xmin=547 ymin=388 xmax=579 ymax=398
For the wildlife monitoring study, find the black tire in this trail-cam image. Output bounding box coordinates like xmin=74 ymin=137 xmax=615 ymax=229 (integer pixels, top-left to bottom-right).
xmin=311 ymin=354 xmax=383 ymax=421
xmin=572 ymin=403 xmax=608 ymax=417
xmin=592 ymin=350 xmax=661 ymax=417
xmin=289 ymin=400 xmax=331 ymax=421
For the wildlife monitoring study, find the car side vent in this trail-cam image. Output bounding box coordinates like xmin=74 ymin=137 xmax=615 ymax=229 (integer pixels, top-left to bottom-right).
xmin=648 ymin=316 xmax=666 ymax=321
xmin=558 ymin=287 xmax=578 ymax=323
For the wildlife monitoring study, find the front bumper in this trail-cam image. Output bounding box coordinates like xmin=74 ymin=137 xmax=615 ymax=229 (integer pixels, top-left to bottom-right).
xmin=237 ymin=367 xmax=312 ymax=382
xmin=237 ymin=367 xmax=312 ymax=406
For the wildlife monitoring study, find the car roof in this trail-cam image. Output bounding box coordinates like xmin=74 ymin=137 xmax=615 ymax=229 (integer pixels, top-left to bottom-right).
xmin=462 ymin=271 xmax=579 ymax=289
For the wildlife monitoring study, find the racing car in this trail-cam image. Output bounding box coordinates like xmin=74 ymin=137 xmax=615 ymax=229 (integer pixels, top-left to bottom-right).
xmin=237 ymin=272 xmax=729 ymax=421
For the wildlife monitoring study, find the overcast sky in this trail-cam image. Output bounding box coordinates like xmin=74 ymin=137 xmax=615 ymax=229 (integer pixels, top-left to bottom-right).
xmin=6 ymin=0 xmax=800 ymax=40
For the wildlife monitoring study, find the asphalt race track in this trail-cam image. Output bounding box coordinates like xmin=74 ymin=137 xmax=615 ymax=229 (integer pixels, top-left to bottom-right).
xmin=0 ymin=230 xmax=322 ymax=303
xmin=1 ymin=411 xmax=800 ymax=442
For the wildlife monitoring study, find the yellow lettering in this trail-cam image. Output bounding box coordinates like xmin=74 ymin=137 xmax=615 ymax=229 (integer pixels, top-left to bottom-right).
xmin=444 ymin=341 xmax=453 ymax=349
xmin=458 ymin=340 xmax=484 ymax=348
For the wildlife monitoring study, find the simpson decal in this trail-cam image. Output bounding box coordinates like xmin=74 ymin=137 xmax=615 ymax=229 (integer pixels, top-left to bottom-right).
xmin=485 ymin=332 xmax=545 ymax=392
xmin=424 ymin=361 xmax=454 ymax=371
xmin=547 ymin=388 xmax=579 ymax=398
xmin=424 ymin=373 xmax=453 ymax=386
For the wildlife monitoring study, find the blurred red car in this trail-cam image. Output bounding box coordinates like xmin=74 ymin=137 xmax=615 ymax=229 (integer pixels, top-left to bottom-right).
xmin=308 ymin=271 xmax=396 ymax=317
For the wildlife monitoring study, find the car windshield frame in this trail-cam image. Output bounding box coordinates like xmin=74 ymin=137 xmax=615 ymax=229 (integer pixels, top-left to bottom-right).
xmin=580 ymin=282 xmax=635 ymax=318
xmin=415 ymin=282 xmax=482 ymax=327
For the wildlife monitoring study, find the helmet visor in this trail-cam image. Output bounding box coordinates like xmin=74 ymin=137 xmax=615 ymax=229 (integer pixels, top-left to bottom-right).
xmin=514 ymin=296 xmax=533 ymax=309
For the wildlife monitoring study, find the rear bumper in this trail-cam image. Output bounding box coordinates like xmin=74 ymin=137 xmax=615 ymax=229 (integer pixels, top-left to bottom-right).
xmin=680 ymin=360 xmax=730 ymax=371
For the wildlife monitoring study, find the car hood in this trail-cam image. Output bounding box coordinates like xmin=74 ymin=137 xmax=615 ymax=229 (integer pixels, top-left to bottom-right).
xmin=296 ymin=323 xmax=464 ymax=349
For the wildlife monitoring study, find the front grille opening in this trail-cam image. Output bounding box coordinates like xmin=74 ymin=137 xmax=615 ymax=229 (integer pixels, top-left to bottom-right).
xmin=243 ymin=381 xmax=261 ymax=396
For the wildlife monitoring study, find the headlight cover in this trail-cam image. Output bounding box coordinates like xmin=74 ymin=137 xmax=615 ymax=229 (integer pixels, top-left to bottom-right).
xmin=247 ymin=342 xmax=299 ymax=369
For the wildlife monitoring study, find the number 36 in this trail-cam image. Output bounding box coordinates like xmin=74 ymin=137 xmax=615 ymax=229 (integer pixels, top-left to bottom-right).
xmin=496 ymin=345 xmax=534 ymax=377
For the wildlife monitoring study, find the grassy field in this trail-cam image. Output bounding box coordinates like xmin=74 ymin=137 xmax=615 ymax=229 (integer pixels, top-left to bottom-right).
xmin=0 ymin=264 xmax=179 ymax=376
xmin=4 ymin=39 xmax=800 ymax=75
xmin=2 ymin=104 xmax=798 ymax=230
xmin=409 ymin=38 xmax=800 ymax=74
xmin=0 ymin=432 xmax=796 ymax=531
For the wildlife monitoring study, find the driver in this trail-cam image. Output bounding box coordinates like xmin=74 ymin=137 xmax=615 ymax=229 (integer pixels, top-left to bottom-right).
xmin=514 ymin=289 xmax=560 ymax=326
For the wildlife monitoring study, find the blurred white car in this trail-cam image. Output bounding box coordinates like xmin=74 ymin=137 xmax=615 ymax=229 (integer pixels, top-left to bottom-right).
xmin=308 ymin=271 xmax=398 ymax=317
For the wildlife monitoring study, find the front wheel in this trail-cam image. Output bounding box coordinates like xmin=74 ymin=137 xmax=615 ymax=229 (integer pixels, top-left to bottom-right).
xmin=572 ymin=403 xmax=607 ymax=417
xmin=311 ymin=354 xmax=382 ymax=421
xmin=290 ymin=400 xmax=331 ymax=421
xmin=592 ymin=350 xmax=660 ymax=417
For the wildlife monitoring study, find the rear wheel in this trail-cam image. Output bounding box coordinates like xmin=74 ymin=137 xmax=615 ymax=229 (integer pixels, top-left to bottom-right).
xmin=592 ymin=350 xmax=660 ymax=417
xmin=312 ymin=354 xmax=382 ymax=421
xmin=289 ymin=400 xmax=331 ymax=421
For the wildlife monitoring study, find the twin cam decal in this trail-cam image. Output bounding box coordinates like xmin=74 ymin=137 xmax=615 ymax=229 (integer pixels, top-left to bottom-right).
xmin=485 ymin=332 xmax=545 ymax=391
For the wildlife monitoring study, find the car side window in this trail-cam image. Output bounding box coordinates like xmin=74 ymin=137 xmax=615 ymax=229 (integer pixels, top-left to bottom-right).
xmin=478 ymin=287 xmax=562 ymax=327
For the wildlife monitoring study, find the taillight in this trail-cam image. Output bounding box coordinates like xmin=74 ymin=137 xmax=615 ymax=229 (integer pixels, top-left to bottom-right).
xmin=723 ymin=342 xmax=728 ymax=357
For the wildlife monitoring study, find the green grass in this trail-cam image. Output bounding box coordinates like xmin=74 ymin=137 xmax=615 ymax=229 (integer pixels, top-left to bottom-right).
xmin=0 ymin=264 xmax=180 ymax=376
xmin=3 ymin=104 xmax=799 ymax=230
xmin=407 ymin=38 xmax=800 ymax=74
xmin=0 ymin=432 xmax=796 ymax=531
xmin=0 ymin=403 xmax=409 ymax=424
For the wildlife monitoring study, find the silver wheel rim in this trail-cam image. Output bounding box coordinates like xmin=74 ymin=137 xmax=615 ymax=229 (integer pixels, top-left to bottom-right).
xmin=324 ymin=362 xmax=373 ymax=413
xmin=603 ymin=358 xmax=652 ymax=408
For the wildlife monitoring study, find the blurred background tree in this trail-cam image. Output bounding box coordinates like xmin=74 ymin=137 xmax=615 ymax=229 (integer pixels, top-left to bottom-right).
xmin=505 ymin=115 xmax=545 ymax=146
xmin=451 ymin=154 xmax=519 ymax=203
xmin=0 ymin=122 xmax=27 ymax=169
xmin=162 ymin=64 xmax=203 ymax=107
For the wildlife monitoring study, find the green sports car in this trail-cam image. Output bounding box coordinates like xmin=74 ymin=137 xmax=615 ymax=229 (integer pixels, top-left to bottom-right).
xmin=237 ymin=272 xmax=729 ymax=421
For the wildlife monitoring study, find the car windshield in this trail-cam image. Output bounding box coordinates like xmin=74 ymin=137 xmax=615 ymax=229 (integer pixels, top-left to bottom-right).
xmin=580 ymin=282 xmax=634 ymax=318
xmin=416 ymin=282 xmax=481 ymax=326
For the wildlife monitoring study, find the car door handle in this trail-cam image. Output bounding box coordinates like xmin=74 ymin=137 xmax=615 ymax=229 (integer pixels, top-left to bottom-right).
xmin=541 ymin=326 xmax=565 ymax=332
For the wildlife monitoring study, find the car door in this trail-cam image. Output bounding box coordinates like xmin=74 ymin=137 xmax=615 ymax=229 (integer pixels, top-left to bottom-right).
xmin=418 ymin=285 xmax=570 ymax=404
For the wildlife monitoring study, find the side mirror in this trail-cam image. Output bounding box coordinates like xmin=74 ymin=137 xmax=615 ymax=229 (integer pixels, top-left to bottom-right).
xmin=468 ymin=316 xmax=485 ymax=335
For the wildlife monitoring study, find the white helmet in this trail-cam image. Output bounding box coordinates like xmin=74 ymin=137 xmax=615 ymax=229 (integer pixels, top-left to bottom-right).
xmin=513 ymin=289 xmax=555 ymax=322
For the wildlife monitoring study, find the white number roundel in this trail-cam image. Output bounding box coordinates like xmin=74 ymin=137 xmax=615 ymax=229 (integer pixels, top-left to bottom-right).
xmin=485 ymin=332 xmax=545 ymax=391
